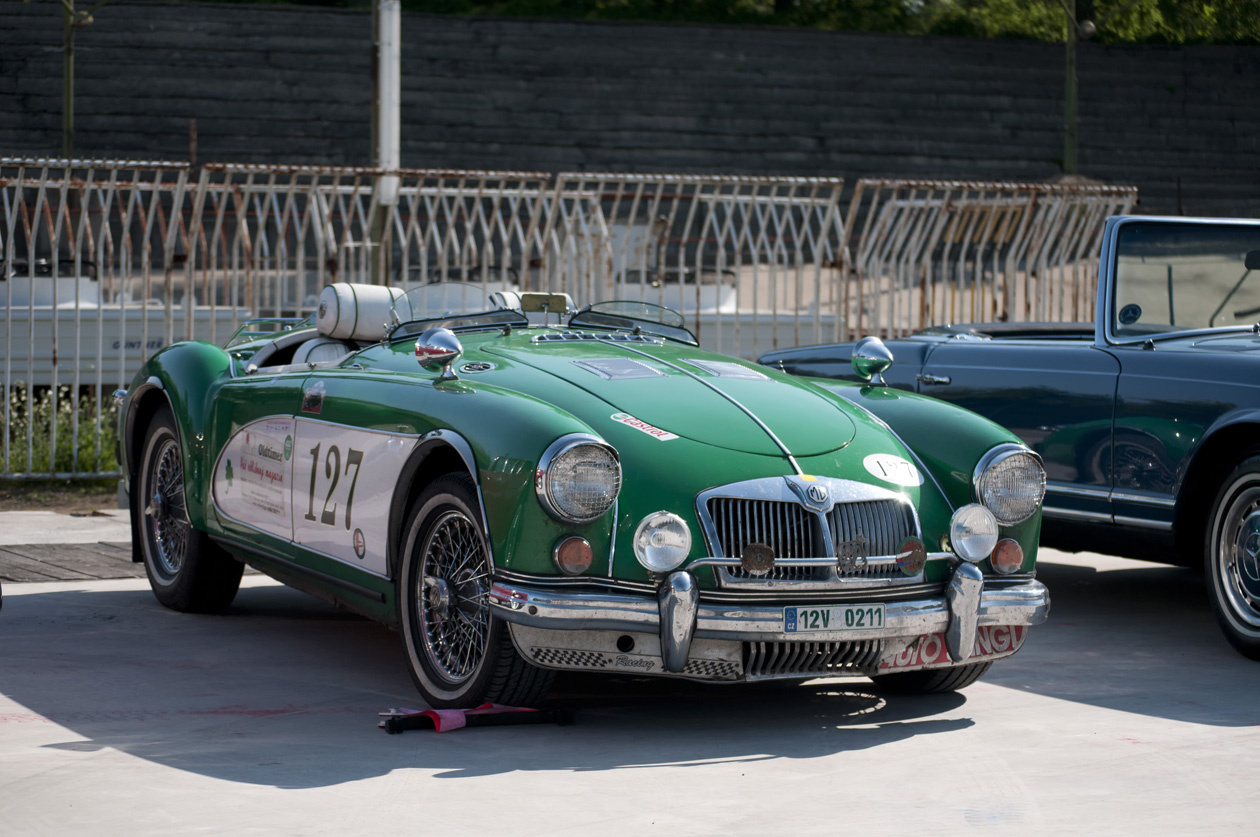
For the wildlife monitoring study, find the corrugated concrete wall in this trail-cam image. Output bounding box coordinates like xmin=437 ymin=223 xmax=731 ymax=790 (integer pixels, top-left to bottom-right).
xmin=2 ymin=0 xmax=1257 ymax=217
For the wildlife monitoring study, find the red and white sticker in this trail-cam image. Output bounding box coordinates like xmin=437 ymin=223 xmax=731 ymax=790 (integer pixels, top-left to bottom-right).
xmin=879 ymin=625 xmax=1027 ymax=671
xmin=611 ymin=412 xmax=678 ymax=441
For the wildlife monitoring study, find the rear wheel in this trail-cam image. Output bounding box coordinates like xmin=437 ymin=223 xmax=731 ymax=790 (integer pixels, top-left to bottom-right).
xmin=1205 ymin=457 xmax=1260 ymax=660
xmin=869 ymin=661 xmax=992 ymax=694
xmin=137 ymin=406 xmax=242 ymax=613
xmin=398 ymin=473 xmax=554 ymax=708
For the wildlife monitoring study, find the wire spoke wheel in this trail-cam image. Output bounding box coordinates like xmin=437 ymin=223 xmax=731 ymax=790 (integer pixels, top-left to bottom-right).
xmin=145 ymin=435 xmax=189 ymax=580
xmin=417 ymin=509 xmax=491 ymax=685
xmin=398 ymin=473 xmax=554 ymax=708
xmin=135 ymin=405 xmax=242 ymax=613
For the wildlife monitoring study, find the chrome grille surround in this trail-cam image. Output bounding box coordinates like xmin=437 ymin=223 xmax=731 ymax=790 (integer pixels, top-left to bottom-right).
xmin=695 ymin=476 xmax=924 ymax=592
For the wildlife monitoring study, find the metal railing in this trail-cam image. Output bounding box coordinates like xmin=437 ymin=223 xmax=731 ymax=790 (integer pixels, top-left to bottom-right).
xmin=2 ymin=159 xmax=1136 ymax=479
xmin=548 ymin=173 xmax=848 ymax=358
xmin=844 ymin=179 xmax=1138 ymax=340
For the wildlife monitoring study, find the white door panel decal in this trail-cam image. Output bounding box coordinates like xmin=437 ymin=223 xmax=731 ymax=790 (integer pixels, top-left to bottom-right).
xmin=293 ymin=419 xmax=417 ymax=576
xmin=213 ymin=417 xmax=296 ymax=541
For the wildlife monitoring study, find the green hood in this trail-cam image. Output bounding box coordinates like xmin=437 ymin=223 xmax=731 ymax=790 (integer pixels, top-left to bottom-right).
xmin=483 ymin=337 xmax=856 ymax=457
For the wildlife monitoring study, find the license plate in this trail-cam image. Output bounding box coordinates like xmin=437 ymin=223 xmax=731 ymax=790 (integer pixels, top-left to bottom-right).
xmin=784 ymin=604 xmax=886 ymax=632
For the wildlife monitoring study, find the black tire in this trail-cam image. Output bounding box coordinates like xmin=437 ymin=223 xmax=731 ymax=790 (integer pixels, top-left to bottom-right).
xmin=1204 ymin=457 xmax=1260 ymax=660
xmin=868 ymin=661 xmax=992 ymax=694
xmin=398 ymin=473 xmax=554 ymax=709
xmin=137 ymin=406 xmax=243 ymax=613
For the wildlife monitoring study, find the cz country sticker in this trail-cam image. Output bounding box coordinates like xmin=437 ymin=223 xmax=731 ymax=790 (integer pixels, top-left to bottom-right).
xmin=863 ymin=453 xmax=923 ymax=486
xmin=611 ymin=412 xmax=678 ymax=441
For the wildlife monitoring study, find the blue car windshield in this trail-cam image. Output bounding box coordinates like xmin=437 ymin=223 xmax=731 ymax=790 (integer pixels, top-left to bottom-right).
xmin=1114 ymin=222 xmax=1260 ymax=336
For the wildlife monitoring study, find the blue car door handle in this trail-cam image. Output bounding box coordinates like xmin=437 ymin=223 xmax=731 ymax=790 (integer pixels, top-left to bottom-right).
xmin=916 ymin=374 xmax=952 ymax=386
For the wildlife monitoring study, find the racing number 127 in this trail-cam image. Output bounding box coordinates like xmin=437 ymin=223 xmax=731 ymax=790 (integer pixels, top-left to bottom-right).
xmin=305 ymin=443 xmax=363 ymax=529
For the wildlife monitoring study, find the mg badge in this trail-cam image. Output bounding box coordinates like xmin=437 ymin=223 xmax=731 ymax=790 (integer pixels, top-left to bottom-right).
xmin=785 ymin=475 xmax=833 ymax=511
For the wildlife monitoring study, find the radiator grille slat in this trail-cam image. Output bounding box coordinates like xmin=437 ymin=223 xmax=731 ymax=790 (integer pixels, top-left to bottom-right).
xmin=828 ymin=499 xmax=915 ymax=580
xmin=707 ymin=496 xmax=916 ymax=585
xmin=709 ymin=497 xmax=815 ymax=581
xmin=743 ymin=640 xmax=882 ymax=678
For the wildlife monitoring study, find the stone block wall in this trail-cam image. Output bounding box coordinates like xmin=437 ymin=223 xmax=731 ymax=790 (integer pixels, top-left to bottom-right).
xmin=2 ymin=1 xmax=1257 ymax=216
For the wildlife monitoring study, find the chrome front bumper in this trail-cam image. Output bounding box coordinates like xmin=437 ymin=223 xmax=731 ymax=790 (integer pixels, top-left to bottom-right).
xmin=490 ymin=564 xmax=1050 ymax=680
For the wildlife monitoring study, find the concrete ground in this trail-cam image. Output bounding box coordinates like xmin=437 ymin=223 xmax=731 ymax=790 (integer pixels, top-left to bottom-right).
xmin=0 ymin=513 xmax=1257 ymax=835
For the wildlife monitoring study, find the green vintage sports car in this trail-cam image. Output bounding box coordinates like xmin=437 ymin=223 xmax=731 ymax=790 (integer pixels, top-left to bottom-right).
xmin=116 ymin=282 xmax=1050 ymax=708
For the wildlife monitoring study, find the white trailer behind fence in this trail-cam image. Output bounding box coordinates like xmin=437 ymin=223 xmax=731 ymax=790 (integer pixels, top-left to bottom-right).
xmin=1 ymin=159 xmax=1136 ymax=479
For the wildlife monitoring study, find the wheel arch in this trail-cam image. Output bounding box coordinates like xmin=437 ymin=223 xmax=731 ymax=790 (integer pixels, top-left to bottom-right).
xmin=387 ymin=431 xmax=482 ymax=581
xmin=122 ymin=378 xmax=174 ymax=564
xmin=1175 ymin=418 xmax=1260 ymax=562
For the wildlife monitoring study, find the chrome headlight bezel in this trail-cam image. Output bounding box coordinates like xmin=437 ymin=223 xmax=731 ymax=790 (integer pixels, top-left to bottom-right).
xmin=973 ymin=444 xmax=1046 ymax=526
xmin=535 ymin=433 xmax=622 ymax=524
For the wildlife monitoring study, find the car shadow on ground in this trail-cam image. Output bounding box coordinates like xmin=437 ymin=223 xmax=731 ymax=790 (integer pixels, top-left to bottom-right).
xmin=3 ymin=582 xmax=973 ymax=788
xmin=3 ymin=557 xmax=1259 ymax=788
xmin=989 ymin=557 xmax=1260 ymax=727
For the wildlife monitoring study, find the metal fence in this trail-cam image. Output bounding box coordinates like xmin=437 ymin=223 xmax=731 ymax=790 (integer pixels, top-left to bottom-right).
xmin=844 ymin=179 xmax=1138 ymax=340
xmin=2 ymin=159 xmax=1135 ymax=479
xmin=547 ymin=174 xmax=848 ymax=358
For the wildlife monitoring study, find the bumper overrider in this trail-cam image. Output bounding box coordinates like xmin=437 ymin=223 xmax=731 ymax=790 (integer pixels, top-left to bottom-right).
xmin=490 ymin=564 xmax=1050 ymax=682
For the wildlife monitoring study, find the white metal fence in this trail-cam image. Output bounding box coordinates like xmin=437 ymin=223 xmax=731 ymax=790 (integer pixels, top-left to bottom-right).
xmin=844 ymin=179 xmax=1138 ymax=340
xmin=2 ymin=159 xmax=1135 ymax=479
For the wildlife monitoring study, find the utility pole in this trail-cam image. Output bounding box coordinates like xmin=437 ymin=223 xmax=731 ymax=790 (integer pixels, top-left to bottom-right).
xmin=370 ymin=1 xmax=401 ymax=284
xmin=1063 ymin=0 xmax=1078 ymax=174
xmin=54 ymin=0 xmax=103 ymax=159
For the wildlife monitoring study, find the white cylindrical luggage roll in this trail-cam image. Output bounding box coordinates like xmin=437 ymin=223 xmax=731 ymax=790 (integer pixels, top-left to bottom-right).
xmin=316 ymin=283 xmax=404 ymax=341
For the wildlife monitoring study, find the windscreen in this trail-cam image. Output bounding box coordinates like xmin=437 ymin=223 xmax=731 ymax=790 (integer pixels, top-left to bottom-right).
xmin=1114 ymin=222 xmax=1260 ymax=337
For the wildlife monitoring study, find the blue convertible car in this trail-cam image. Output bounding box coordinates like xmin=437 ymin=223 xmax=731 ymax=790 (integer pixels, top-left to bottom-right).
xmin=763 ymin=216 xmax=1260 ymax=661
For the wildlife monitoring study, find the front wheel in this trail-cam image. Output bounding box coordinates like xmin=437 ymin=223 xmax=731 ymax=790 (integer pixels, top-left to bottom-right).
xmin=137 ymin=406 xmax=242 ymax=613
xmin=1204 ymin=457 xmax=1260 ymax=660
xmin=868 ymin=661 xmax=992 ymax=694
xmin=398 ymin=473 xmax=554 ymax=708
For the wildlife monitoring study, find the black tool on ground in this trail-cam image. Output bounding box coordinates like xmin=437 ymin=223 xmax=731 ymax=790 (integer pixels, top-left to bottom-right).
xmin=379 ymin=707 xmax=575 ymax=734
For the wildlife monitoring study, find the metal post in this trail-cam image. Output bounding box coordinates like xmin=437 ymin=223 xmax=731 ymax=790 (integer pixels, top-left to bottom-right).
xmin=370 ymin=0 xmax=401 ymax=284
xmin=62 ymin=1 xmax=76 ymax=159
xmin=1063 ymin=0 xmax=1079 ymax=175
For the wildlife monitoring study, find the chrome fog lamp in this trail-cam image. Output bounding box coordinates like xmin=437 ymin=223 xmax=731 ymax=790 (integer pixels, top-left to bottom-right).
xmin=536 ymin=435 xmax=621 ymax=524
xmin=974 ymin=444 xmax=1046 ymax=525
xmin=949 ymin=504 xmax=999 ymax=563
xmin=633 ymin=511 xmax=692 ymax=573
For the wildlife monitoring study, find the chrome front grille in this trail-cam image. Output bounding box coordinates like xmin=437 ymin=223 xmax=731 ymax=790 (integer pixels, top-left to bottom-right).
xmin=708 ymin=498 xmax=819 ymax=581
xmin=697 ymin=476 xmax=924 ymax=591
xmin=828 ymin=499 xmax=917 ymax=581
xmin=744 ymin=639 xmax=882 ymax=679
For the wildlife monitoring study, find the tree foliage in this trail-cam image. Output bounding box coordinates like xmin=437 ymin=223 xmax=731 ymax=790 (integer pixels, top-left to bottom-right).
xmin=349 ymin=0 xmax=1258 ymax=43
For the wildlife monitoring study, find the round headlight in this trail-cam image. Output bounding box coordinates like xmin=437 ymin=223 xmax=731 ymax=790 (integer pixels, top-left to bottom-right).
xmin=633 ymin=511 xmax=692 ymax=573
xmin=974 ymin=445 xmax=1046 ymax=526
xmin=536 ymin=435 xmax=621 ymax=523
xmin=950 ymin=504 xmax=999 ymax=563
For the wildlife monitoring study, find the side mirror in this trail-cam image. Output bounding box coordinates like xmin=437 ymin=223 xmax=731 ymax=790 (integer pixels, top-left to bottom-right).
xmin=852 ymin=336 xmax=894 ymax=385
xmin=1246 ymin=250 xmax=1260 ymax=271
xmin=415 ymin=327 xmax=463 ymax=381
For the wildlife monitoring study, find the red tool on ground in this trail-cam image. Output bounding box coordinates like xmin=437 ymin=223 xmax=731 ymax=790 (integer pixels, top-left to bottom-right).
xmin=378 ymin=703 xmax=575 ymax=734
